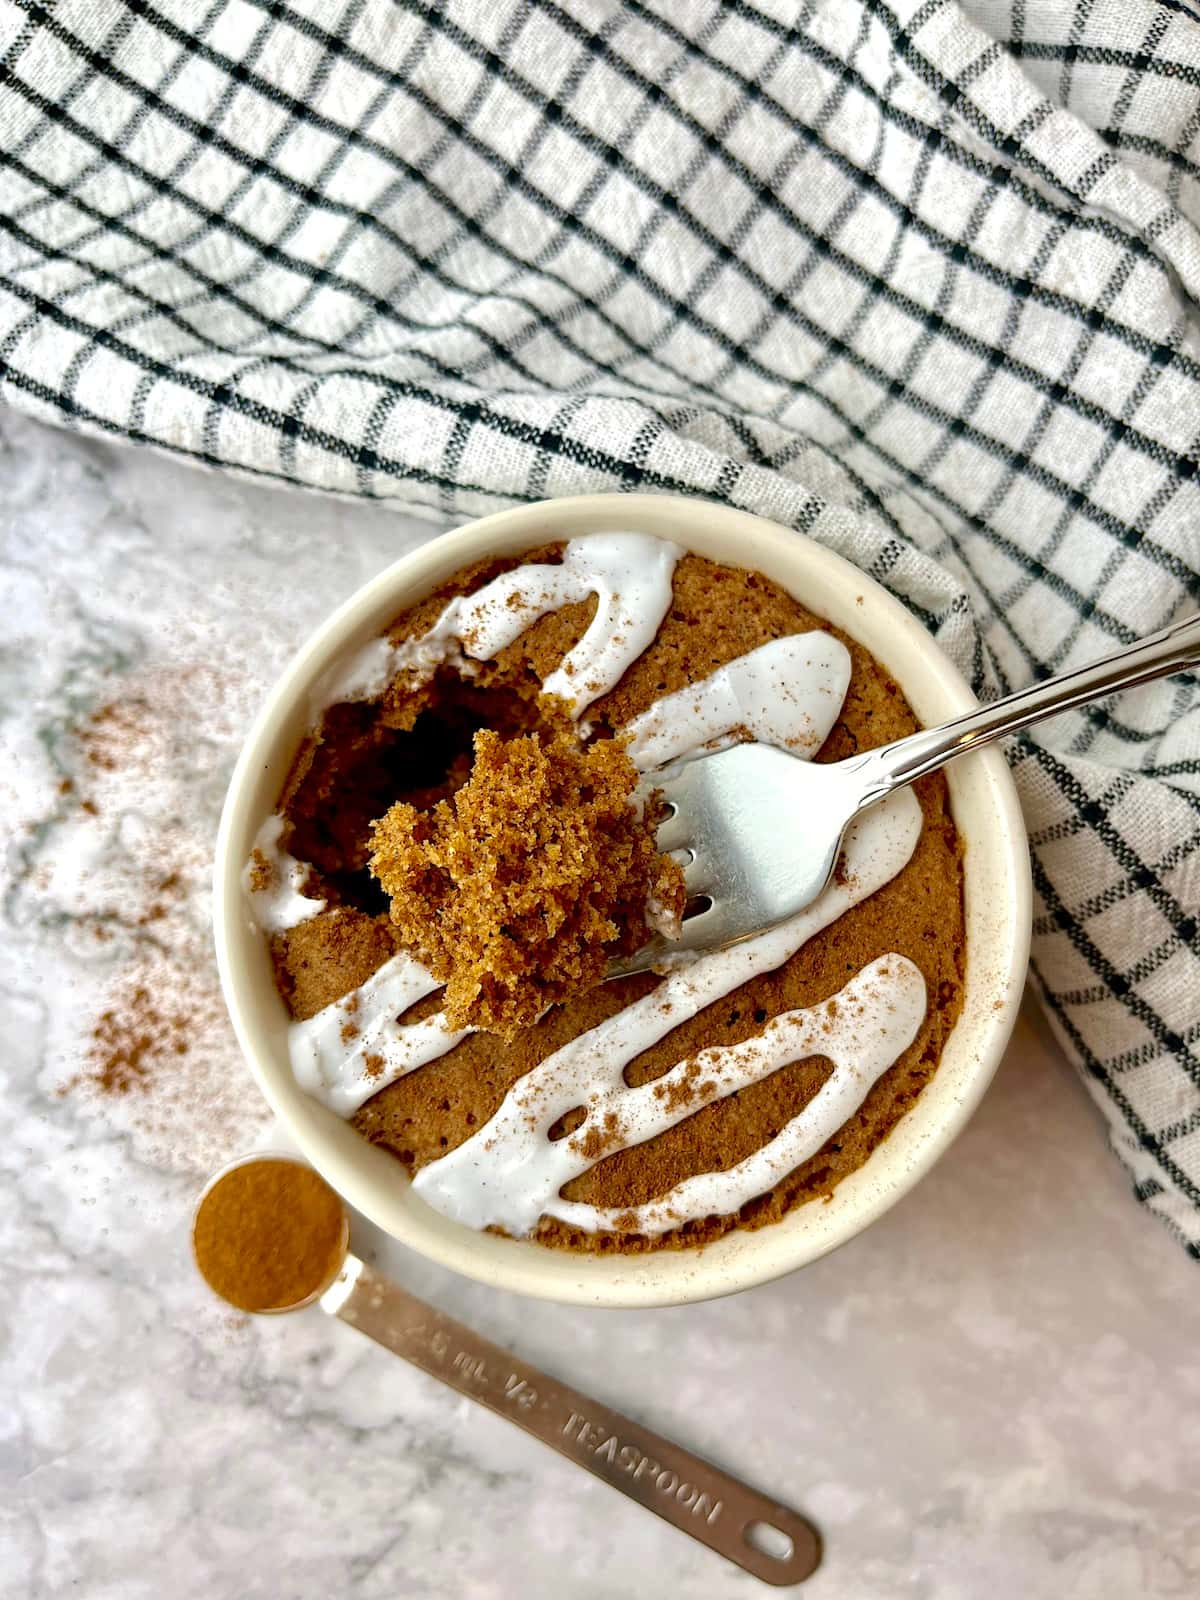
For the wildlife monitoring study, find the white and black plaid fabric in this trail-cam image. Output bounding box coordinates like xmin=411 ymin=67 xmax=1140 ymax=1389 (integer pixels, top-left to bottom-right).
xmin=1 ymin=0 xmax=1197 ymax=1252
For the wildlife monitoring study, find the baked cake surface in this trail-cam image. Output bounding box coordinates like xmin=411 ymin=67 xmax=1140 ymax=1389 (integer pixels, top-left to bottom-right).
xmin=246 ymin=534 xmax=965 ymax=1253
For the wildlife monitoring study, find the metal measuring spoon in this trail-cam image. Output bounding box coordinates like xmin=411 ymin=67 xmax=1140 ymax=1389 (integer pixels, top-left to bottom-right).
xmin=193 ymin=1155 xmax=821 ymax=1588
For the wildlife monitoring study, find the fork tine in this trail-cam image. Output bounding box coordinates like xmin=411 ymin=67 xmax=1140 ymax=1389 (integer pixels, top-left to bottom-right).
xmin=673 ymin=900 xmax=735 ymax=952
xmin=683 ymin=855 xmax=712 ymax=895
xmin=655 ymin=806 xmax=692 ymax=854
xmin=606 ymin=899 xmax=739 ymax=977
xmin=613 ymin=742 xmax=846 ymax=979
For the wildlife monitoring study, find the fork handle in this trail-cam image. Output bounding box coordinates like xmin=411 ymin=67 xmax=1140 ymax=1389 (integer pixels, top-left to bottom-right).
xmin=851 ymin=609 xmax=1200 ymax=798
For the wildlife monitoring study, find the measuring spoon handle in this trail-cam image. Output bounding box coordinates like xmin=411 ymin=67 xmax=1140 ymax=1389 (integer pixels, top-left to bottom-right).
xmin=322 ymin=1257 xmax=819 ymax=1587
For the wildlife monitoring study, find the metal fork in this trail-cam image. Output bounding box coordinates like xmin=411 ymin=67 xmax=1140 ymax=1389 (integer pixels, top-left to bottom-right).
xmin=612 ymin=609 xmax=1200 ymax=979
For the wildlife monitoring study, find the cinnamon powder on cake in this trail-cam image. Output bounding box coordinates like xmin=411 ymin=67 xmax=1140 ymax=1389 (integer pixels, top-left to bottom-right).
xmin=268 ymin=550 xmax=966 ymax=1254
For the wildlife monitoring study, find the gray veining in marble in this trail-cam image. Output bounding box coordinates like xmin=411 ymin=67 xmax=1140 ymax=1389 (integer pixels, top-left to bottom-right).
xmin=1 ymin=410 xmax=1196 ymax=1599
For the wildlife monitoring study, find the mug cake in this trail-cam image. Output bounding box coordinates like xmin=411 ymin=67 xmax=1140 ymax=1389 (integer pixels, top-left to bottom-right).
xmin=244 ymin=532 xmax=965 ymax=1254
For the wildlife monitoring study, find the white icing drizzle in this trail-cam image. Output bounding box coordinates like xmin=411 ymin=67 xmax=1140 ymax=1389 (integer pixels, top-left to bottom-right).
xmin=546 ymin=954 xmax=926 ymax=1237
xmin=244 ymin=815 xmax=326 ymax=933
xmin=411 ymin=791 xmax=923 ymax=1236
xmin=289 ymin=952 xmax=470 ymax=1118
xmin=310 ymin=532 xmax=682 ymax=720
xmin=623 ymin=633 xmax=851 ymax=772
xmin=310 ymin=630 xmax=478 ymax=715
xmin=255 ymin=531 xmax=932 ymax=1238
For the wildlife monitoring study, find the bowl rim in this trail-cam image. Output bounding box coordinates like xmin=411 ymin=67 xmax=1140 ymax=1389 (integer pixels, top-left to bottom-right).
xmin=214 ymin=492 xmax=1031 ymax=1308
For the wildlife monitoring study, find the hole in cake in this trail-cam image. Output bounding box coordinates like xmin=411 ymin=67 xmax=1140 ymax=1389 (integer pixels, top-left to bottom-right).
xmin=547 ymin=1106 xmax=588 ymax=1142
xmin=394 ymin=989 xmax=445 ymax=1027
xmin=283 ymin=673 xmax=543 ymax=915
xmin=366 ymin=704 xmax=685 ymax=1038
xmin=326 ymin=866 xmax=389 ymax=916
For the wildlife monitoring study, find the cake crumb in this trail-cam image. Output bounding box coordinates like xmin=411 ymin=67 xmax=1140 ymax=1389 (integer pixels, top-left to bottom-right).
xmin=248 ymin=849 xmax=273 ymax=893
xmin=368 ymin=723 xmax=684 ymax=1038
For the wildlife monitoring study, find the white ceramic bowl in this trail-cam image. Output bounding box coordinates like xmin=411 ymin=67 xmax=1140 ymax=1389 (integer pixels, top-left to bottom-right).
xmin=214 ymin=494 xmax=1030 ymax=1308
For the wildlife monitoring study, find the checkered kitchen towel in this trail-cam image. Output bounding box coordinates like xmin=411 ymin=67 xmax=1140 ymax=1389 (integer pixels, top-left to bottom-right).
xmin=1 ymin=0 xmax=1197 ymax=1251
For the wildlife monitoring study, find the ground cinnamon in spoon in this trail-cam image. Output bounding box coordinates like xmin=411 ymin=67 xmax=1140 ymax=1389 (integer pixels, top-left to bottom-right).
xmin=192 ymin=1158 xmax=347 ymax=1313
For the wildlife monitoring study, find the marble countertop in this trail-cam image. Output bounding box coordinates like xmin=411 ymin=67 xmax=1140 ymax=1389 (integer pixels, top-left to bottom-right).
xmin=2 ymin=409 xmax=1197 ymax=1600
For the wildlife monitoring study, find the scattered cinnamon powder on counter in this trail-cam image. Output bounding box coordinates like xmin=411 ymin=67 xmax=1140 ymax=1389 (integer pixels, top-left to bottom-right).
xmin=39 ymin=659 xmax=271 ymax=1172
xmin=136 ymin=871 xmax=186 ymax=927
xmin=78 ymin=697 xmax=154 ymax=771
xmin=75 ymin=982 xmax=191 ymax=1096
